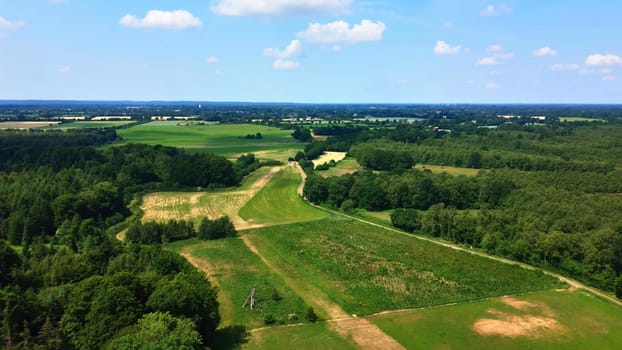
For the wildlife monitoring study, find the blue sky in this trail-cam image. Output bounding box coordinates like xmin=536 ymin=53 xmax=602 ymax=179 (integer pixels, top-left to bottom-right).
xmin=1 ymin=0 xmax=621 ymax=103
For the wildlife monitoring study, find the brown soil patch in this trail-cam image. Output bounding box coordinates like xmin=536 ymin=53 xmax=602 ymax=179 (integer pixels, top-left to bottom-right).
xmin=473 ymin=297 xmax=564 ymax=338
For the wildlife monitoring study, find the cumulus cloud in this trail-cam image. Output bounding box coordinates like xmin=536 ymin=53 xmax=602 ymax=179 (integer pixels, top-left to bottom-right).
xmin=0 ymin=16 xmax=25 ymax=29
xmin=120 ymin=10 xmax=202 ymax=30
xmin=585 ymin=54 xmax=622 ymax=66
xmin=434 ymin=40 xmax=461 ymax=55
xmin=297 ymin=19 xmax=385 ymax=44
xmin=477 ymin=45 xmax=514 ymax=66
xmin=211 ymin=0 xmax=351 ymax=17
xmin=273 ymin=59 xmax=300 ymax=70
xmin=206 ymin=56 xmax=220 ymax=64
xmin=549 ymin=63 xmax=580 ymax=71
xmin=486 ymin=82 xmax=500 ymax=89
xmin=481 ymin=4 xmax=513 ymax=16
xmin=265 ymin=40 xmax=302 ymax=70
xmin=532 ymin=46 xmax=557 ymax=57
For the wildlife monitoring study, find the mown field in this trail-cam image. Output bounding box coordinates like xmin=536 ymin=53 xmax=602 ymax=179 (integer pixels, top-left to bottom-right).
xmin=44 ymin=121 xmax=135 ymax=129
xmin=243 ymin=217 xmax=563 ymax=316
xmin=368 ymin=289 xmax=622 ymax=349
xmin=117 ymin=122 xmax=303 ymax=161
xmin=239 ymin=166 xmax=328 ymax=226
xmin=317 ymin=157 xmax=362 ymax=177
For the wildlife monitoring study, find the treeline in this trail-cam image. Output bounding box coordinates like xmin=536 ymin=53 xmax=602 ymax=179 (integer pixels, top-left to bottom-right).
xmin=125 ymin=217 xmax=236 ymax=244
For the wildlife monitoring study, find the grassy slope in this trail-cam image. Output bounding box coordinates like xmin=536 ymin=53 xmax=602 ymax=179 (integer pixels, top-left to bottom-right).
xmin=117 ymin=122 xmax=302 ymax=161
xmin=318 ymin=157 xmax=362 ymax=178
xmin=168 ymin=238 xmax=310 ymax=330
xmin=239 ymin=166 xmax=328 ymax=226
xmin=243 ymin=323 xmax=358 ymax=350
xmin=368 ymin=289 xmax=622 ymax=349
xmin=244 ymin=217 xmax=562 ymax=316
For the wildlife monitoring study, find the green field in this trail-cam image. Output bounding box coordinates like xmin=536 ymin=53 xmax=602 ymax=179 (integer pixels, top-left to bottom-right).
xmin=318 ymin=157 xmax=363 ymax=177
xmin=239 ymin=166 xmax=328 ymax=226
xmin=168 ymin=238 xmax=310 ymax=330
xmin=415 ymin=164 xmax=481 ymax=176
xmin=243 ymin=323 xmax=357 ymax=350
xmin=244 ymin=217 xmax=562 ymax=316
xmin=368 ymin=289 xmax=622 ymax=349
xmin=44 ymin=121 xmax=135 ymax=129
xmin=117 ymin=122 xmax=303 ymax=161
xmin=560 ymin=117 xmax=606 ymax=122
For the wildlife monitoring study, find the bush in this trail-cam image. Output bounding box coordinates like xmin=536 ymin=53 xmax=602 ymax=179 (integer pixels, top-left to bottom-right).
xmin=198 ymin=216 xmax=237 ymax=240
xmin=390 ymin=209 xmax=421 ymax=232
xmin=305 ymin=307 xmax=318 ymax=323
xmin=263 ymin=314 xmax=276 ymax=325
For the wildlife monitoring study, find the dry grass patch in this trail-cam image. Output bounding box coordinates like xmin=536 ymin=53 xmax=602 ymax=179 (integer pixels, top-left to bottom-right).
xmin=312 ymin=151 xmax=347 ymax=168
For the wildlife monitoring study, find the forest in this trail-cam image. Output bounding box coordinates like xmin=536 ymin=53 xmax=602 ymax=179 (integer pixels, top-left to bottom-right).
xmin=0 ymin=129 xmax=259 ymax=349
xmin=302 ymin=121 xmax=622 ymax=296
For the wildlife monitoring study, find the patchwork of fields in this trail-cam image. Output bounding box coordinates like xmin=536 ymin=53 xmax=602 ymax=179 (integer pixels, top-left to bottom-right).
xmin=123 ymin=122 xmax=622 ymax=349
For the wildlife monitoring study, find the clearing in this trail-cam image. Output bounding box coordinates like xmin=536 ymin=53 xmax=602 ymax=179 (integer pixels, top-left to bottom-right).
xmin=312 ymin=151 xmax=347 ymax=168
xmin=317 ymin=157 xmax=362 ymax=178
xmin=414 ymin=164 xmax=481 ymax=176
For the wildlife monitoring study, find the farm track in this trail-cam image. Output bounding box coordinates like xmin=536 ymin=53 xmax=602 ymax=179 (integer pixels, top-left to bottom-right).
xmin=292 ymin=164 xmax=622 ymax=309
xmin=239 ymin=234 xmax=406 ymax=350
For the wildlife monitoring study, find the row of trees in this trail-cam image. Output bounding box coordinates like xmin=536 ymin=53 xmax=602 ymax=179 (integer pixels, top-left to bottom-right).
xmin=125 ymin=217 xmax=237 ymax=244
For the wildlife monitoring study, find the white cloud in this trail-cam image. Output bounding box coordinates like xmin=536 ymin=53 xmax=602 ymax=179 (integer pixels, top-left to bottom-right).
xmin=211 ymin=0 xmax=351 ymax=17
xmin=206 ymin=56 xmax=220 ymax=64
xmin=487 ymin=44 xmax=504 ymax=53
xmin=549 ymin=63 xmax=580 ymax=71
xmin=120 ymin=10 xmax=202 ymax=30
xmin=477 ymin=57 xmax=498 ymax=66
xmin=481 ymin=4 xmax=513 ymax=16
xmin=297 ymin=19 xmax=386 ymax=44
xmin=273 ymin=59 xmax=300 ymax=70
xmin=57 ymin=66 xmax=71 ymax=73
xmin=532 ymin=46 xmax=557 ymax=57
xmin=486 ymin=82 xmax=500 ymax=89
xmin=585 ymin=54 xmax=622 ymax=66
xmin=602 ymin=75 xmax=617 ymax=81
xmin=0 ymin=16 xmax=25 ymax=29
xmin=264 ymin=39 xmax=302 ymax=59
xmin=434 ymin=40 xmax=461 ymax=55
xmin=442 ymin=22 xmax=454 ymax=29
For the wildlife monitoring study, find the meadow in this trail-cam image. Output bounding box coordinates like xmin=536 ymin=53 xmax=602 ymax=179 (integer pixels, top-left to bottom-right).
xmin=317 ymin=157 xmax=362 ymax=177
xmin=117 ymin=122 xmax=302 ymax=161
xmin=414 ymin=164 xmax=481 ymax=176
xmin=44 ymin=121 xmax=135 ymax=129
xmin=243 ymin=217 xmax=563 ymax=316
xmin=368 ymin=289 xmax=622 ymax=349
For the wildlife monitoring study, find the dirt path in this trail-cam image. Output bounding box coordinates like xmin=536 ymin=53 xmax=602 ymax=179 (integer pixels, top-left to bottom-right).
xmin=240 ymin=234 xmax=406 ymax=350
xmin=180 ymin=250 xmax=236 ymax=327
xmin=290 ymin=163 xmax=622 ymax=309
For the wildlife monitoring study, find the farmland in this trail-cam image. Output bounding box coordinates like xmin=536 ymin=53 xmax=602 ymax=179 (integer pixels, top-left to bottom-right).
xmin=44 ymin=121 xmax=135 ymax=129
xmin=117 ymin=122 xmax=302 ymax=161
xmin=414 ymin=164 xmax=481 ymax=176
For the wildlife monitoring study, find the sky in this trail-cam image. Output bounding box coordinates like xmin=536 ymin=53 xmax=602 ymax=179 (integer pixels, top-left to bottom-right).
xmin=0 ymin=0 xmax=621 ymax=103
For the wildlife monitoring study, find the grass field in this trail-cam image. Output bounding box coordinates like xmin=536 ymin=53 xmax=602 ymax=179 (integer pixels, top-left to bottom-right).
xmin=44 ymin=121 xmax=135 ymax=129
xmin=243 ymin=217 xmax=562 ymax=316
xmin=312 ymin=151 xmax=347 ymax=168
xmin=318 ymin=157 xmax=362 ymax=177
xmin=368 ymin=289 xmax=622 ymax=349
xmin=0 ymin=121 xmax=60 ymax=129
xmin=415 ymin=164 xmax=481 ymax=176
xmin=560 ymin=117 xmax=607 ymax=123
xmin=117 ymin=122 xmax=302 ymax=161
xmin=168 ymin=238 xmax=311 ymax=330
xmin=243 ymin=323 xmax=358 ymax=350
xmin=239 ymin=166 xmax=328 ymax=227
xmin=141 ymin=166 xmax=281 ymax=230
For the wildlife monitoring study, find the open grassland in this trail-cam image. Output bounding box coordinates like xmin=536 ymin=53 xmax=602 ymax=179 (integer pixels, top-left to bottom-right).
xmin=358 ymin=210 xmax=393 ymax=225
xmin=0 ymin=121 xmax=60 ymax=129
xmin=415 ymin=164 xmax=481 ymax=176
xmin=318 ymin=157 xmax=363 ymax=177
xmin=243 ymin=323 xmax=358 ymax=350
xmin=243 ymin=217 xmax=563 ymax=316
xmin=141 ymin=166 xmax=281 ymax=230
xmin=168 ymin=238 xmax=311 ymax=330
xmin=44 ymin=121 xmax=135 ymax=129
xmin=560 ymin=117 xmax=606 ymax=122
xmin=117 ymin=122 xmax=302 ymax=161
xmin=239 ymin=166 xmax=328 ymax=227
xmin=312 ymin=151 xmax=347 ymax=168
xmin=368 ymin=289 xmax=622 ymax=349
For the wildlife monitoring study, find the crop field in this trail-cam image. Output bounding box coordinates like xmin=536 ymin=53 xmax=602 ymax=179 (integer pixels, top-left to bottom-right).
xmin=414 ymin=164 xmax=481 ymax=176
xmin=317 ymin=157 xmax=362 ymax=177
xmin=0 ymin=121 xmax=60 ymax=129
xmin=243 ymin=217 xmax=563 ymax=316
xmin=368 ymin=289 xmax=622 ymax=349
xmin=560 ymin=117 xmax=606 ymax=122
xmin=239 ymin=166 xmax=328 ymax=227
xmin=141 ymin=166 xmax=281 ymax=230
xmin=312 ymin=151 xmax=347 ymax=168
xmin=44 ymin=121 xmax=135 ymax=129
xmin=117 ymin=122 xmax=303 ymax=161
